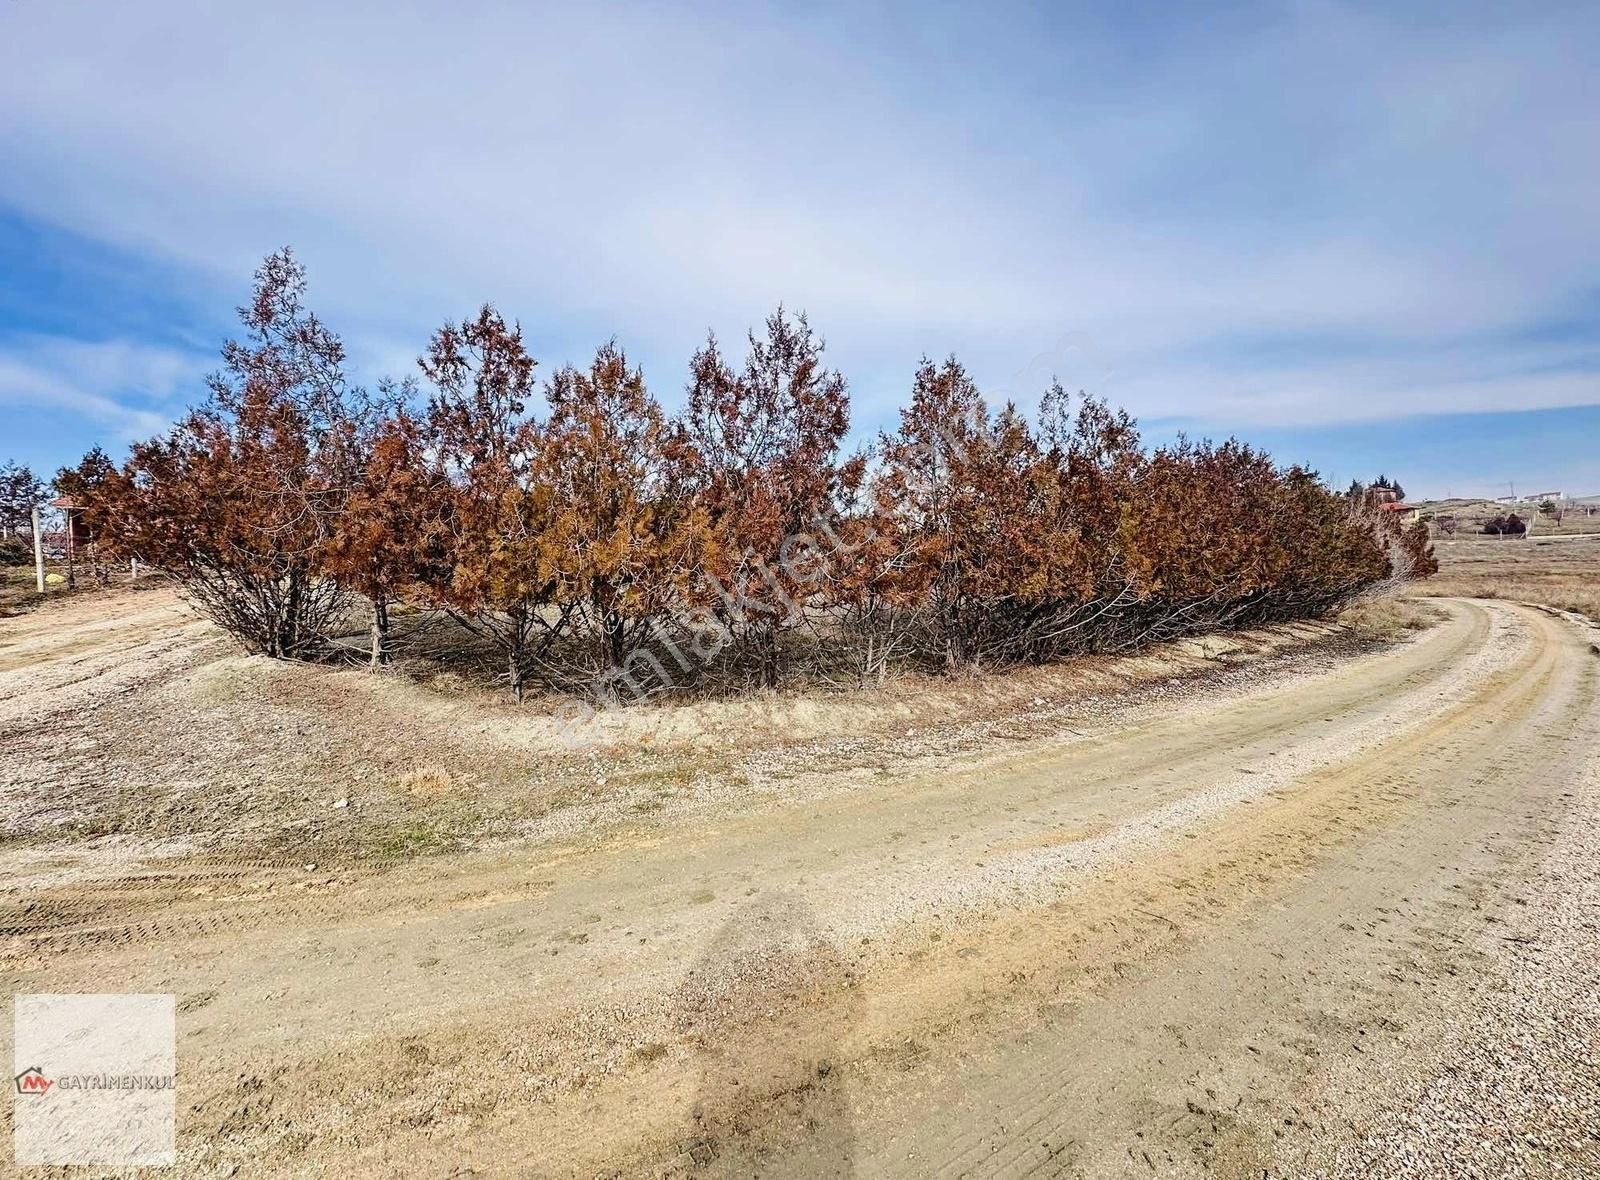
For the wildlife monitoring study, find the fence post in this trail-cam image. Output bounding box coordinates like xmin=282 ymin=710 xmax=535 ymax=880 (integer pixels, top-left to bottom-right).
xmin=32 ymin=505 xmax=45 ymax=592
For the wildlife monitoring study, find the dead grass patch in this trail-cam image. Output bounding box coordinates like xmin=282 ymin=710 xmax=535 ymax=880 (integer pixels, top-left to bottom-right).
xmin=398 ymin=766 xmax=456 ymax=796
xmin=1338 ymin=596 xmax=1437 ymax=642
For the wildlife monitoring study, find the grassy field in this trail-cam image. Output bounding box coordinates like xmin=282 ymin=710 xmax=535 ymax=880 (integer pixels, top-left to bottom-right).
xmin=0 ymin=560 xmax=149 ymax=616
xmin=1411 ymin=531 xmax=1600 ymax=621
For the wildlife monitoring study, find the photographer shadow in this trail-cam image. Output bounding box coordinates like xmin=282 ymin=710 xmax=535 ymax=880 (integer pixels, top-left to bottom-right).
xmin=671 ymin=888 xmax=860 ymax=1178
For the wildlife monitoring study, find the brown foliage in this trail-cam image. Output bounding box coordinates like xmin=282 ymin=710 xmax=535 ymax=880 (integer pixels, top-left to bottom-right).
xmin=539 ymin=342 xmax=705 ymax=677
xmin=87 ymin=251 xmax=1434 ymax=701
xmin=683 ymin=309 xmax=862 ymax=687
xmin=417 ymin=306 xmax=555 ymax=699
xmin=90 ymin=249 xmax=359 ymax=656
xmin=322 ymin=399 xmax=453 ymax=665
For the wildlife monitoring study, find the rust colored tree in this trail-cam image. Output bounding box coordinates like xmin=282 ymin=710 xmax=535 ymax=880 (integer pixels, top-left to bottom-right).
xmin=684 ymin=309 xmax=862 ymax=688
xmin=871 ymin=357 xmax=1053 ymax=667
xmin=92 ymin=250 xmax=360 ymax=656
xmin=418 ymin=307 xmax=557 ymax=700
xmin=82 ymin=247 xmax=1436 ymax=701
xmin=53 ymin=446 xmax=117 ymax=584
xmin=539 ymin=342 xmax=705 ymax=684
xmin=322 ymin=391 xmax=454 ymax=666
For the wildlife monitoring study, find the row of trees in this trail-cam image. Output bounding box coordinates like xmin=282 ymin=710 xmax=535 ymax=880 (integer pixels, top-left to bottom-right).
xmin=80 ymin=251 xmax=1435 ymax=703
xmin=1 ymin=452 xmax=119 ymax=578
xmin=1347 ymin=474 xmax=1405 ymax=503
xmin=2 ymin=451 xmax=122 ymax=533
xmin=0 ymin=460 xmax=49 ymax=536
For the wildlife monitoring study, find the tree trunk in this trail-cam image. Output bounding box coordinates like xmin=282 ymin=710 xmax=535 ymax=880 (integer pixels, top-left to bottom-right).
xmin=279 ymin=570 xmax=303 ymax=657
xmin=508 ymin=649 xmax=525 ymax=703
xmin=369 ymin=596 xmax=390 ymax=668
xmin=604 ymin=608 xmax=626 ymax=672
xmin=760 ymin=625 xmax=780 ymax=690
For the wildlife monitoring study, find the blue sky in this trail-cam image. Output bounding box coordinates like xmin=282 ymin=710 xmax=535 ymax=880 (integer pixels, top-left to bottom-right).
xmin=1 ymin=1 xmax=1597 ymax=498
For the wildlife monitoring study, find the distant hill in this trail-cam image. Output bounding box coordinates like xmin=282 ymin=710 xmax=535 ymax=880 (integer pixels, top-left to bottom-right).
xmin=1411 ymin=494 xmax=1600 ymax=537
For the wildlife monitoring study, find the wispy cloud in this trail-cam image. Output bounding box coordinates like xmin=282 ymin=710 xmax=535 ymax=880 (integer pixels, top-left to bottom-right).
xmin=0 ymin=0 xmax=1596 ymax=453
xmin=0 ymin=335 xmax=203 ymax=441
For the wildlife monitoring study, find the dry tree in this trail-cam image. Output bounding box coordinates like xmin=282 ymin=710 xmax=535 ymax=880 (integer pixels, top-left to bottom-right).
xmin=92 ymin=249 xmax=361 ymax=657
xmin=88 ymin=250 xmax=1436 ymax=702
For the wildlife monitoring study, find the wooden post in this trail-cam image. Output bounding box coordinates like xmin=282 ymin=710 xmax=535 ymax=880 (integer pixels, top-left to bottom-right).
xmin=31 ymin=505 xmax=45 ymax=592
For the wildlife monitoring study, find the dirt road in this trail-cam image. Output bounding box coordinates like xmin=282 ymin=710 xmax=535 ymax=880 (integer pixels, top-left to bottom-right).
xmin=3 ymin=596 xmax=1598 ymax=1177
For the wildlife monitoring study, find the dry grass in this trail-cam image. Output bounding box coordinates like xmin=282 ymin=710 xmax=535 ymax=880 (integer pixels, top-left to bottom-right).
xmin=1410 ymin=533 xmax=1600 ymax=623
xmin=1 ymin=563 xmax=164 ymax=617
xmin=397 ymin=766 xmax=456 ymax=796
xmin=0 ymin=564 xmax=48 ymax=616
xmin=1337 ymin=595 xmax=1438 ymax=642
xmin=4 ymin=581 xmax=1393 ymax=869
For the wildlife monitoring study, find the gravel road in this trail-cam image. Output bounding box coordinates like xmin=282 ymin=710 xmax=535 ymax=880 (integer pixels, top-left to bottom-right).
xmin=2 ymin=594 xmax=1596 ymax=1177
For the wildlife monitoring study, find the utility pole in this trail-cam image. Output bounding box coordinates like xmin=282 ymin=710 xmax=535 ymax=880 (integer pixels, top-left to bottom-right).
xmin=31 ymin=504 xmax=45 ymax=592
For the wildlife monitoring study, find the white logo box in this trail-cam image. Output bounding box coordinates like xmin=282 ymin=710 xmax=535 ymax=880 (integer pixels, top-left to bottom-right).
xmin=13 ymin=993 xmax=177 ymax=1167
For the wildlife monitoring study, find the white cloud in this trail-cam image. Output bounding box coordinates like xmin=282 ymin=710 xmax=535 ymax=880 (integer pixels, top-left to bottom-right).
xmin=0 ymin=1 xmax=1595 ymax=432
xmin=0 ymin=336 xmax=203 ymax=441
